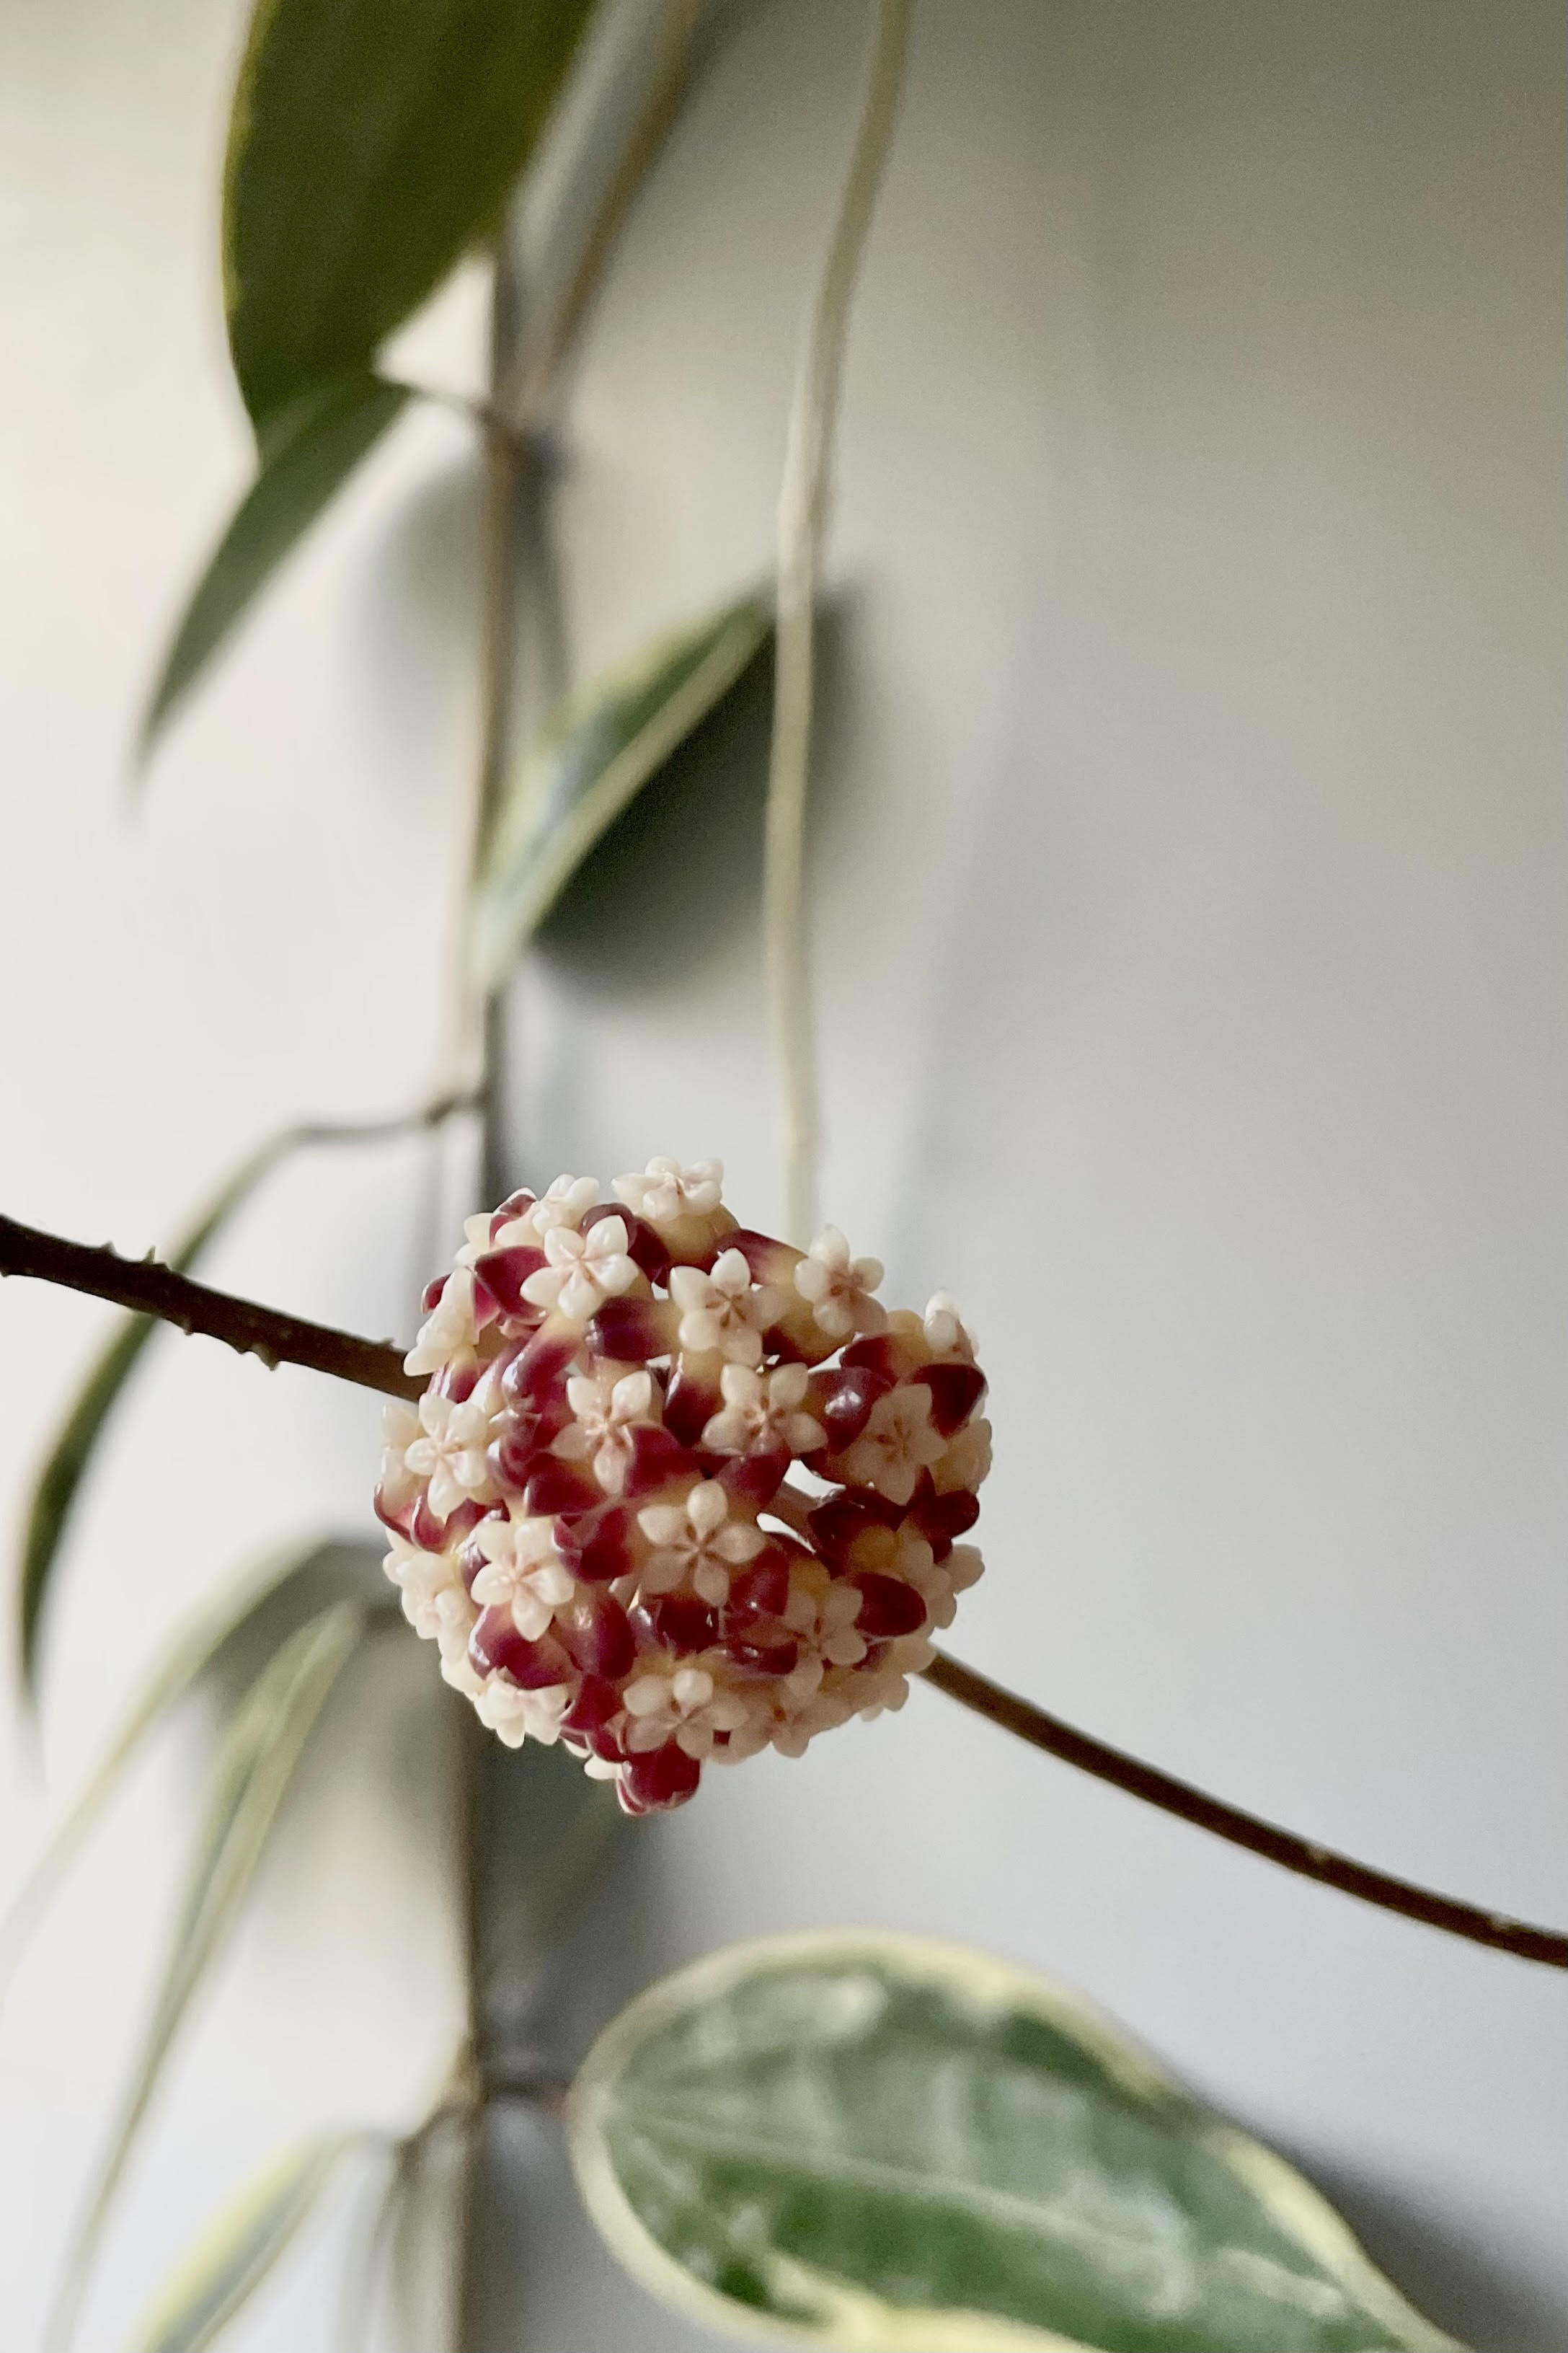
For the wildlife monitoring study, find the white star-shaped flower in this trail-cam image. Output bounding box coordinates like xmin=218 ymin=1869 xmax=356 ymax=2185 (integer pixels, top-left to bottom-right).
xmin=402 ymin=1388 xmax=499 ymax=1519
xmin=551 ymin=1368 xmax=657 ymax=1494
xmin=699 ymin=1363 xmax=826 ymax=1459
xmin=923 ymin=1291 xmax=973 ymax=1355
xmin=492 ymin=1173 xmax=600 ymax=1250
xmin=431 ymin=1585 xmax=482 ymax=1695
xmin=382 ymin=1535 xmax=459 ymax=1640
xmin=613 ymin=1157 xmax=724 ymax=1224
xmin=475 ymin=1677 xmax=571 ymax=1749
xmin=782 ymin=1568 xmax=869 ymax=1670
xmin=521 ymin=1214 xmax=638 ymax=1321
xmin=668 ymin=1249 xmax=779 ymax=1366
xmin=636 ymin=1479 xmax=766 ymax=1602
xmin=621 ymin=1660 xmax=754 ymax=1759
xmin=793 ymin=1226 xmax=887 ymax=1340
xmin=938 ymin=1416 xmax=993 ymax=1493
xmin=378 ymin=1401 xmax=422 ymax=1514
xmin=404 ymin=1266 xmax=484 ymax=1376
xmin=839 ymin=1383 xmax=947 ymax=1506
xmin=768 ymin=1680 xmax=858 ymax=1758
xmin=469 ymin=1513 xmax=576 ymax=1638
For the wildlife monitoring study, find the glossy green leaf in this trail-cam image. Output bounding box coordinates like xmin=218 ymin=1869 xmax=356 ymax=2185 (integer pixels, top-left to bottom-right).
xmin=46 ymin=1602 xmax=363 ymax=2352
xmin=223 ymin=0 xmax=596 ymax=430
xmin=18 ymin=1092 xmax=467 ymax=1692
xmin=468 ymin=593 xmax=771 ymax=992
xmin=569 ymin=1930 xmax=1461 ymax=2353
xmin=131 ymin=2130 xmax=365 ymax=2353
xmin=1 ymin=1538 xmax=371 ymax=2008
xmin=139 ymin=371 xmax=408 ymax=757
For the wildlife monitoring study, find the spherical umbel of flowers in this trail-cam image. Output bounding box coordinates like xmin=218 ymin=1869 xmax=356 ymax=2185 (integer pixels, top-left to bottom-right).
xmin=377 ymin=1162 xmax=988 ymax=1815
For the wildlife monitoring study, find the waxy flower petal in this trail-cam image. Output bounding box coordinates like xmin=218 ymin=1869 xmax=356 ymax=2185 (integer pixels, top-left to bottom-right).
xmin=614 ymin=1157 xmax=725 ymax=1224
xmin=521 ymin=1215 xmax=639 ymax=1320
xmin=701 ymin=1362 xmax=826 ymax=1460
xmin=794 ymin=1224 xmax=887 ymax=1340
xmin=382 ymin=1165 xmax=987 ymax=1812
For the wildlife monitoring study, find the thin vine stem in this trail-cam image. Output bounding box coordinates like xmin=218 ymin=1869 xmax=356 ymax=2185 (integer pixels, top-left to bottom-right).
xmin=449 ymin=225 xmax=522 ymax=2353
xmin=764 ymin=0 xmax=912 ymax=1244
xmin=0 ymin=1214 xmax=421 ymax=1400
xmin=923 ymin=1654 xmax=1567 ymax=1969
xmin=496 ymin=0 xmax=702 ymax=435
xmin=5 ymin=1214 xmax=1562 ymax=1971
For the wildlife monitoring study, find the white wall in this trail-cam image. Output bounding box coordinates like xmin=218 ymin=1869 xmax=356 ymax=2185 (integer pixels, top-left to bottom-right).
xmin=1 ymin=1 xmax=1562 ymax=2348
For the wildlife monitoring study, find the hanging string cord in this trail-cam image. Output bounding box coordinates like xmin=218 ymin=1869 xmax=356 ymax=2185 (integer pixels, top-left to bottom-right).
xmin=764 ymin=0 xmax=912 ymax=1244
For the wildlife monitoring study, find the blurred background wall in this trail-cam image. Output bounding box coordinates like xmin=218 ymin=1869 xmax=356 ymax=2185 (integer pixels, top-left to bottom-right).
xmin=1 ymin=0 xmax=1563 ymax=2347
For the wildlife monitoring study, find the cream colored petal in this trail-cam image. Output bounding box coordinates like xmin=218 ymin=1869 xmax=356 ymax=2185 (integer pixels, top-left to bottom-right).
xmin=611 ymin=1369 xmax=653 ymax=1420
xmin=638 ymin=1550 xmax=688 ymax=1596
xmin=509 ymin=1591 xmax=554 ymax=1640
xmin=700 ymin=1409 xmax=750 ymax=1454
xmin=710 ymin=1248 xmax=752 ymax=1296
xmin=686 ymin=1480 xmax=728 ymax=1537
xmin=558 ymin=1267 xmax=602 ymax=1320
xmin=678 ymin=1307 xmax=723 ymax=1354
xmin=668 ymin=1265 xmax=709 ymax=1310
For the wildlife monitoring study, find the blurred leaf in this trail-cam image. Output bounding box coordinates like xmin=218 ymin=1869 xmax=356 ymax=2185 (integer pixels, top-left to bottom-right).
xmin=47 ymin=1602 xmax=364 ymax=2352
xmin=139 ymin=371 xmax=409 ymax=757
xmin=223 ymin=0 xmax=597 ymax=431
xmin=337 ymin=2134 xmax=411 ymax=2353
xmin=468 ymin=593 xmax=771 ymax=992
xmin=568 ymin=1930 xmax=1461 ymax=2353
xmin=1 ymin=1537 xmax=368 ymax=2007
xmin=131 ymin=2130 xmax=366 ymax=2353
xmin=17 ymin=1094 xmax=467 ymax=1692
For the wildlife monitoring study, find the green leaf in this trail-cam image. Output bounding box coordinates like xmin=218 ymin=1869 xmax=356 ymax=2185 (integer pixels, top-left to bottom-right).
xmin=468 ymin=593 xmax=772 ymax=992
xmin=46 ymin=1601 xmax=363 ymax=2353
xmin=17 ymin=1092 xmax=467 ymax=1692
xmin=1 ymin=1538 xmax=368 ymax=2008
xmin=568 ymin=1930 xmax=1462 ymax=2353
xmin=223 ymin=0 xmax=597 ymax=431
xmin=139 ymin=371 xmax=408 ymax=757
xmin=130 ymin=2131 xmax=365 ymax=2353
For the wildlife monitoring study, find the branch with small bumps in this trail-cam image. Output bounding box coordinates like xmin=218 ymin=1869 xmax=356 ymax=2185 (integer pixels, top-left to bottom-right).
xmin=3 ymin=1206 xmax=1562 ymax=1971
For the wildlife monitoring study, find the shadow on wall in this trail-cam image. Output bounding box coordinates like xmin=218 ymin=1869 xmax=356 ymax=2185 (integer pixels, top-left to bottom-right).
xmin=464 ymin=1740 xmax=694 ymax=2352
xmin=1277 ymin=2144 xmax=1565 ymax=2353
xmin=533 ymin=596 xmax=859 ymax=994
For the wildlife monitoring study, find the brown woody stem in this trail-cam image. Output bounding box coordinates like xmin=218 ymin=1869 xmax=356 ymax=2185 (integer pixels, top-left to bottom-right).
xmin=0 ymin=1212 xmax=421 ymax=1401
xmin=924 ymin=1653 xmax=1567 ymax=1969
xmin=3 ymin=1206 xmax=1562 ymax=1970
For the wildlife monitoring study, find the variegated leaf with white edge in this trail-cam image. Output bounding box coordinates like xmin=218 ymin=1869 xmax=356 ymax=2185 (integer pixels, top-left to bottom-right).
xmin=131 ymin=2130 xmax=371 ymax=2353
xmin=567 ymin=1930 xmax=1463 ymax=2353
xmin=223 ymin=0 xmax=596 ymax=431
xmin=0 ymin=1538 xmax=385 ymax=2011
xmin=17 ymin=1089 xmax=469 ymax=1691
xmin=138 ymin=372 xmax=408 ymax=758
xmin=45 ymin=1602 xmax=366 ymax=2353
xmin=468 ymin=593 xmax=771 ymax=992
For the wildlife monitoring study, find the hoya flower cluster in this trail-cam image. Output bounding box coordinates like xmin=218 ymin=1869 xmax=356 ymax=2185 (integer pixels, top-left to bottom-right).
xmin=377 ymin=1162 xmax=988 ymax=1814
